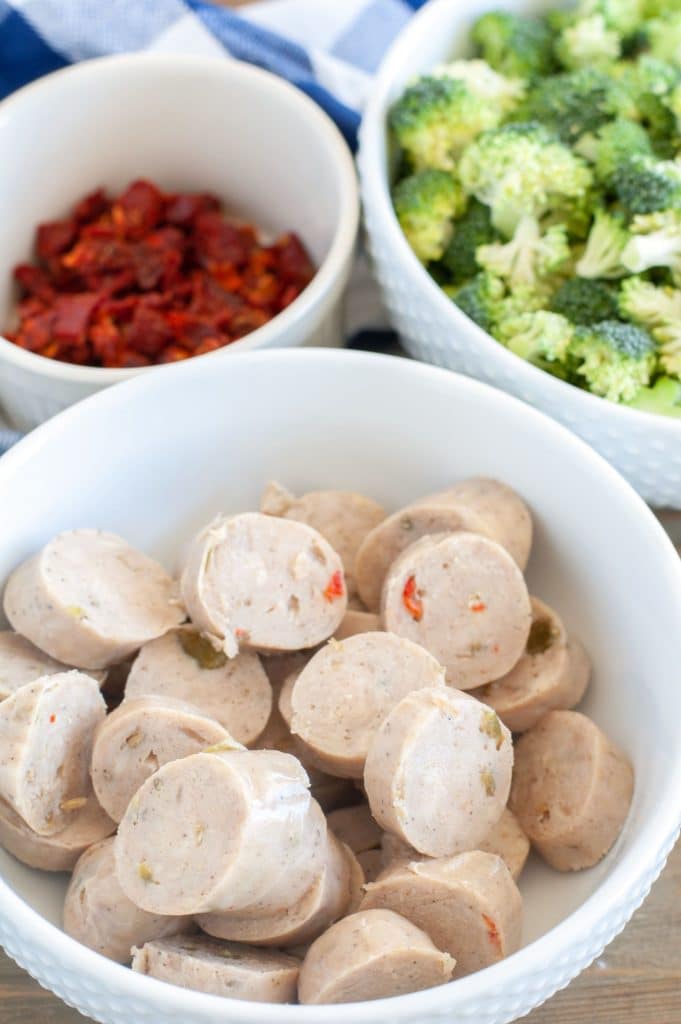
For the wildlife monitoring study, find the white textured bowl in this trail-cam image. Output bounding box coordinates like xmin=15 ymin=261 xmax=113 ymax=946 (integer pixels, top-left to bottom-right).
xmin=0 ymin=348 xmax=680 ymax=1024
xmin=358 ymin=0 xmax=681 ymax=509
xmin=0 ymin=53 xmax=358 ymax=431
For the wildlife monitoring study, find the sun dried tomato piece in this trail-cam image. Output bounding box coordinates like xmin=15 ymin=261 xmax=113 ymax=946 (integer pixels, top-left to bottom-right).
xmin=194 ymin=336 xmax=224 ymax=356
xmin=112 ymin=179 xmax=164 ymax=240
xmin=230 ymin=308 xmax=269 ymax=339
xmin=193 ymin=213 xmax=253 ymax=270
xmin=52 ymin=293 xmax=100 ymax=344
xmin=241 ymin=271 xmax=280 ymax=310
xmin=13 ymin=264 xmax=55 ymax=302
xmin=37 ymin=220 xmax=77 ymax=260
xmin=126 ymin=303 xmax=173 ymax=357
xmin=274 ymin=233 xmax=315 ymax=286
xmin=158 ymin=343 xmax=191 ymax=362
xmin=90 ymin=315 xmax=122 ymax=365
xmin=165 ymin=192 xmax=220 ymax=226
xmin=15 ymin=310 xmax=55 ymax=352
xmin=73 ymin=188 xmax=108 ymax=223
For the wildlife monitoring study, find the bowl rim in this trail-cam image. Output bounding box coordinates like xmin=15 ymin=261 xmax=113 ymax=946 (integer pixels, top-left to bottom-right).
xmin=357 ymin=0 xmax=681 ymax=435
xmin=1 ymin=346 xmax=680 ymax=1022
xmin=0 ymin=52 xmax=359 ymax=384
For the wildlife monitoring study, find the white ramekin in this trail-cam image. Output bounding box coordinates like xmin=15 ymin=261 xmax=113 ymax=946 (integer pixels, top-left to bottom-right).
xmin=0 ymin=53 xmax=359 ymax=431
xmin=358 ymin=0 xmax=681 ymax=509
xmin=0 ymin=348 xmax=680 ymax=1024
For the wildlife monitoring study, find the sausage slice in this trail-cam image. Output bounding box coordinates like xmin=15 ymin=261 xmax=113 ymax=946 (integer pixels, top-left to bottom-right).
xmin=64 ymin=838 xmax=191 ymax=963
xmin=471 ymin=598 xmax=591 ymax=732
xmin=181 ymin=513 xmax=347 ymax=657
xmin=3 ymin=530 xmax=184 ymax=669
xmin=334 ymin=610 xmax=382 ymax=641
xmin=289 ymin=633 xmax=446 ymax=779
xmin=0 ymin=672 xmax=106 ymax=835
xmin=381 ymin=532 xmax=532 ymax=689
xmin=0 ymin=794 xmax=114 ymax=872
xmin=197 ymin=831 xmax=356 ymax=948
xmin=124 ymin=628 xmax=272 ymax=746
xmin=510 ymin=710 xmax=634 ymax=871
xmin=91 ymin=696 xmax=237 ymax=822
xmin=364 ymin=687 xmax=513 ymax=857
xmin=354 ymin=504 xmax=489 ymax=612
xmin=132 ymin=936 xmax=300 ymax=1003
xmin=0 ymin=630 xmax=105 ymax=700
xmin=360 ymin=851 xmax=522 ymax=978
xmin=326 ymin=803 xmax=382 ymax=854
xmin=115 ymin=748 xmax=326 ymax=917
xmin=298 ymin=909 xmax=455 ymax=1004
xmin=416 ymin=478 xmax=532 ymax=571
xmin=261 ymin=482 xmax=386 ymax=601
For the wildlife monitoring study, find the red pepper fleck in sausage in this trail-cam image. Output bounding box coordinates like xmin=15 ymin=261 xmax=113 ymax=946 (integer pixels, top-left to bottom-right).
xmin=323 ymin=571 xmax=345 ymax=602
xmin=402 ymin=576 xmax=424 ymax=621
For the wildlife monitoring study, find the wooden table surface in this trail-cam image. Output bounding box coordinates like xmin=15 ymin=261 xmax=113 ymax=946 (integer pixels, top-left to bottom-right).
xmin=2 ymin=0 xmax=681 ymax=1015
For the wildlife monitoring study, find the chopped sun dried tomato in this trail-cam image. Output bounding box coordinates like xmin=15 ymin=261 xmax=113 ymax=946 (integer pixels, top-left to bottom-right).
xmin=402 ymin=575 xmax=424 ymax=621
xmin=7 ymin=180 xmax=315 ymax=368
xmin=323 ymin=571 xmax=345 ymax=602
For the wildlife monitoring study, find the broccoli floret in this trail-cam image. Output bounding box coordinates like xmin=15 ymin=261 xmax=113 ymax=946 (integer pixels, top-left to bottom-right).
xmin=621 ymin=210 xmax=681 ymax=282
xmin=476 ymin=215 xmax=571 ymax=291
xmin=580 ymin=119 xmax=653 ymax=184
xmin=550 ymin=277 xmax=620 ymax=323
xmin=612 ymin=154 xmax=681 ymax=215
xmin=617 ymin=56 xmax=680 ymax=156
xmin=645 ymin=13 xmax=681 ymax=67
xmin=555 ymin=15 xmax=621 ymax=70
xmin=576 ymin=209 xmax=630 ymax=278
xmin=625 ymin=376 xmax=681 ymax=416
xmin=618 ymin=277 xmax=681 ymax=373
xmin=496 ymin=309 xmax=574 ymax=364
xmin=511 ymin=68 xmax=631 ymax=144
xmin=619 ymin=275 xmax=681 ymax=325
xmin=568 ymin=319 xmax=656 ymax=400
xmin=577 ymin=0 xmax=644 ymax=35
xmin=450 ymin=273 xmax=505 ymax=332
xmin=440 ymin=199 xmax=498 ymax=283
xmin=471 ymin=11 xmax=556 ymax=80
xmin=459 ymin=122 xmax=593 ymax=236
xmin=433 ymin=59 xmax=526 ymax=115
xmin=389 ymin=75 xmax=502 ymax=171
xmin=392 ymin=170 xmax=466 ymax=263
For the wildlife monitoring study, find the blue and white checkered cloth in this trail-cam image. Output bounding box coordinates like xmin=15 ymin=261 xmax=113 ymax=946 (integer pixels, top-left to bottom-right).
xmin=0 ymin=0 xmax=426 ymax=148
xmin=0 ymin=0 xmax=420 ymax=453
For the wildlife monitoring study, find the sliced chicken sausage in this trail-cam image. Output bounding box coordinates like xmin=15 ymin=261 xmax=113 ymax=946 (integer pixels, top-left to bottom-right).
xmin=132 ymin=936 xmax=300 ymax=1003
xmin=261 ymin=482 xmax=386 ymax=601
xmin=0 ymin=672 xmax=106 ymax=835
xmin=115 ymin=748 xmax=326 ymax=917
xmin=181 ymin=513 xmax=347 ymax=658
xmin=510 ymin=710 xmax=634 ymax=870
xmin=64 ymin=837 xmax=191 ymax=963
xmin=0 ymin=630 xmax=105 ymax=700
xmin=3 ymin=530 xmax=184 ymax=669
xmin=91 ymin=696 xmax=237 ymax=822
xmin=360 ymin=851 xmax=522 ymax=978
xmin=0 ymin=794 xmax=114 ymax=872
xmin=334 ymin=610 xmax=382 ymax=641
xmin=364 ymin=687 xmax=513 ymax=857
xmin=197 ymin=831 xmax=356 ymax=948
xmin=298 ymin=909 xmax=455 ymax=1004
xmin=471 ymin=598 xmax=591 ymax=732
xmin=326 ymin=803 xmax=382 ymax=854
xmin=381 ymin=532 xmax=532 ymax=689
xmin=289 ymin=632 xmax=446 ymax=778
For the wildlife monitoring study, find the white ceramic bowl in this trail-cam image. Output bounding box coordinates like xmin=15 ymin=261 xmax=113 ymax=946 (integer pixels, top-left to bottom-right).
xmin=0 ymin=53 xmax=358 ymax=432
xmin=358 ymin=0 xmax=681 ymax=509
xmin=0 ymin=348 xmax=680 ymax=1024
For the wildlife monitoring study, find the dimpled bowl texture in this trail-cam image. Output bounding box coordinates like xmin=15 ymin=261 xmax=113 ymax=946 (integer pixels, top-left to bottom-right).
xmin=358 ymin=0 xmax=681 ymax=509
xmin=0 ymin=349 xmax=680 ymax=1024
xmin=0 ymin=53 xmax=358 ymax=431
